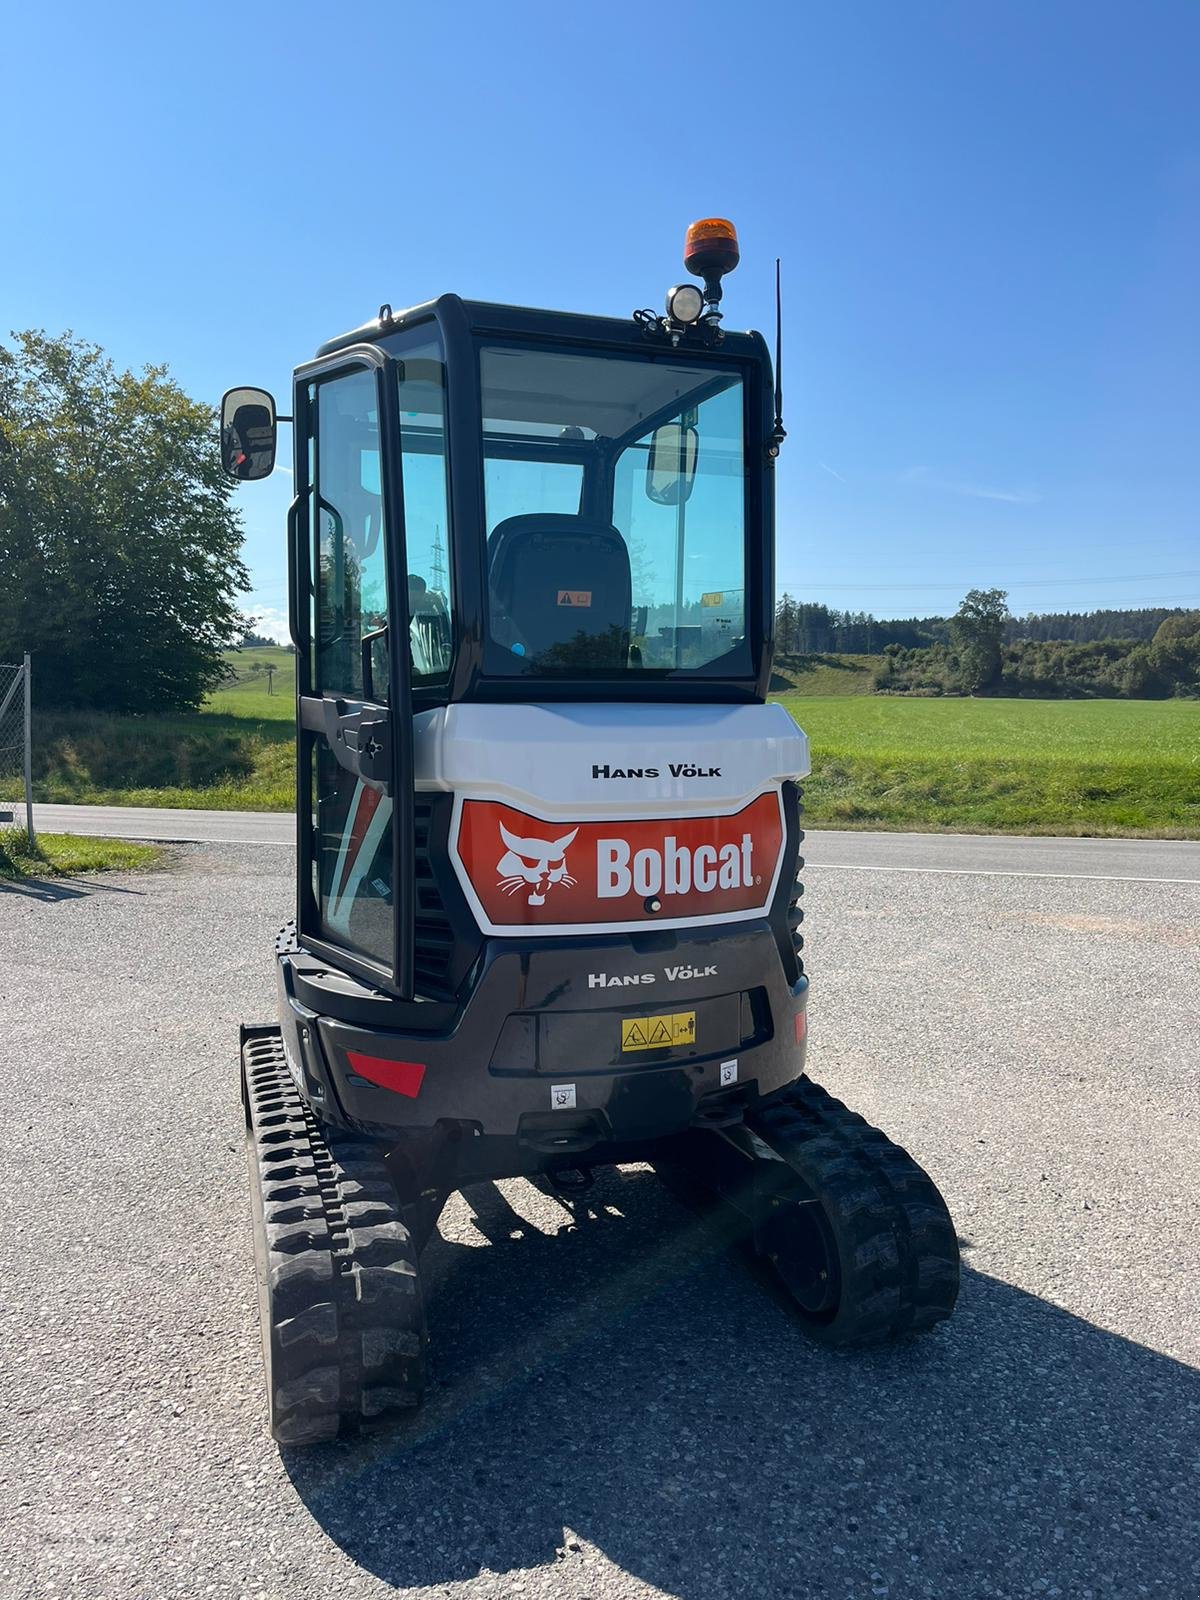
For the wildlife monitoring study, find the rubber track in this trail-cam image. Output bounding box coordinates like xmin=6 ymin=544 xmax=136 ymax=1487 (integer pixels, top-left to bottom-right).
xmin=242 ymin=1031 xmax=427 ymax=1444
xmin=745 ymin=1074 xmax=960 ymax=1346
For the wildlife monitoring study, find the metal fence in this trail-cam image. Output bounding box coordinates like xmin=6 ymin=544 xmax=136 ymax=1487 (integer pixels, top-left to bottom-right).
xmin=0 ymin=656 xmax=34 ymax=845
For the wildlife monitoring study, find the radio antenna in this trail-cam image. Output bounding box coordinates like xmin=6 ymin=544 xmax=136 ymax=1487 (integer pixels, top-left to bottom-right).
xmin=770 ymin=257 xmax=787 ymax=457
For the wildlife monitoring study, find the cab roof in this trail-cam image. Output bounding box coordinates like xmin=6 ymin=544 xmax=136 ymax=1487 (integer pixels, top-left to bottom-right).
xmin=314 ymin=293 xmax=767 ymax=365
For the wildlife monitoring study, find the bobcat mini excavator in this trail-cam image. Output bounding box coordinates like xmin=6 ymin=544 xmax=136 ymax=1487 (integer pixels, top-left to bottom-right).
xmin=223 ymin=219 xmax=959 ymax=1445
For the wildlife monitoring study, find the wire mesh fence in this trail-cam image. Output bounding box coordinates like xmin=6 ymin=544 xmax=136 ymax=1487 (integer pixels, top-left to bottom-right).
xmin=0 ymin=656 xmax=34 ymax=842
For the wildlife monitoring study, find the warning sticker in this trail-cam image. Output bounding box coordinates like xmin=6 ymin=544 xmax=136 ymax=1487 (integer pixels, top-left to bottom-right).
xmin=557 ymin=589 xmax=593 ymax=607
xmin=621 ymin=1011 xmax=697 ymax=1052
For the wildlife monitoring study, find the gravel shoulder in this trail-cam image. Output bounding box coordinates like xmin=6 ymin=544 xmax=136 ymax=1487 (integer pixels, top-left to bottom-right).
xmin=1 ymin=844 xmax=1197 ymax=1600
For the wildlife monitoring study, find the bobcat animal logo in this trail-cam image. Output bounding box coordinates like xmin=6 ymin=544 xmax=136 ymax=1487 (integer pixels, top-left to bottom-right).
xmin=496 ymin=822 xmax=579 ymax=906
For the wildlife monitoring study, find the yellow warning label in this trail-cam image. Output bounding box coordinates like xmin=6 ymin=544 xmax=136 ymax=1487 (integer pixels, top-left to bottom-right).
xmin=557 ymin=589 xmax=593 ymax=607
xmin=621 ymin=1011 xmax=697 ymax=1052
xmin=701 ymin=591 xmax=724 ymax=607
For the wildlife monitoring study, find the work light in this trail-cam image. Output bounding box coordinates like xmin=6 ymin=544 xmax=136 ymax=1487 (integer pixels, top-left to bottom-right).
xmin=666 ymin=283 xmax=705 ymax=324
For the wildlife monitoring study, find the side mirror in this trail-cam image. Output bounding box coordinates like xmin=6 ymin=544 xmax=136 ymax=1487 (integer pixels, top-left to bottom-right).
xmin=646 ymin=421 xmax=698 ymax=506
xmin=220 ymin=387 xmax=277 ymax=480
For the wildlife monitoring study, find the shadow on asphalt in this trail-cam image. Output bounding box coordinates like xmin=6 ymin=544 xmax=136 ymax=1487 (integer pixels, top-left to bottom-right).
xmin=0 ymin=874 xmax=145 ymax=903
xmin=284 ymin=1168 xmax=1195 ymax=1599
xmin=0 ymin=875 xmax=91 ymax=903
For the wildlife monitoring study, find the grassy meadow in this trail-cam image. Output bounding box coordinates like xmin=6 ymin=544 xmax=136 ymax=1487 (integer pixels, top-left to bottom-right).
xmin=204 ymin=646 xmax=296 ymax=719
xmin=4 ymin=645 xmax=1197 ymax=836
xmin=781 ymin=693 xmax=1200 ymax=837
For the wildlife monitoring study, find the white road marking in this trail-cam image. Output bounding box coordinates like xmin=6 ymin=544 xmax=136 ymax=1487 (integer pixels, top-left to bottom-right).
xmin=816 ymin=863 xmax=1200 ymax=887
xmin=79 ymin=834 xmax=293 ymax=846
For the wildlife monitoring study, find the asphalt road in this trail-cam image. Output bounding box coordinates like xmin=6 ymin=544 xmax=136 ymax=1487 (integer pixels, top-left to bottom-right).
xmin=32 ymin=802 xmax=297 ymax=847
xmin=30 ymin=800 xmax=1200 ymax=882
xmin=1 ymin=839 xmax=1197 ymax=1599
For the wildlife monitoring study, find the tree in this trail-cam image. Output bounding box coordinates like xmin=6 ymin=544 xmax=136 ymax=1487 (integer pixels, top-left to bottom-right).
xmin=1147 ymin=610 xmax=1200 ymax=695
xmin=775 ymin=593 xmax=799 ymax=653
xmin=950 ymin=588 xmax=1010 ymax=693
xmin=0 ymin=330 xmax=248 ymax=711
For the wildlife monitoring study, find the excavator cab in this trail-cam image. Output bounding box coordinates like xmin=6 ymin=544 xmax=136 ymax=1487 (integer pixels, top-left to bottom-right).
xmin=225 ymin=220 xmax=959 ymax=1446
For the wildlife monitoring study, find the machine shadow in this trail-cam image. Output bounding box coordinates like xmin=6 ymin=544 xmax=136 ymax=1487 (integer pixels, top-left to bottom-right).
xmin=284 ymin=1167 xmax=1197 ymax=1599
xmin=0 ymin=874 xmax=145 ymax=902
xmin=0 ymin=875 xmax=90 ymax=903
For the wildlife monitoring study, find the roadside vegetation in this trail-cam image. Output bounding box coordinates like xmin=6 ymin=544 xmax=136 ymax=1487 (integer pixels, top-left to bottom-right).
xmin=0 ymin=827 xmax=162 ymax=878
xmin=8 ymin=645 xmax=295 ymax=811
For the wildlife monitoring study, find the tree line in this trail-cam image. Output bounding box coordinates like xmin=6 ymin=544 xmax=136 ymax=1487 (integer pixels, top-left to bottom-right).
xmin=774 ymin=595 xmax=1192 ymax=655
xmin=865 ymin=589 xmax=1200 ymax=699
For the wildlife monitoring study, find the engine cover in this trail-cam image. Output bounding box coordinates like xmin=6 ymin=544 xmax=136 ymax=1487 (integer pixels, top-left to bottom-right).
xmin=412 ymin=702 xmax=809 ymax=938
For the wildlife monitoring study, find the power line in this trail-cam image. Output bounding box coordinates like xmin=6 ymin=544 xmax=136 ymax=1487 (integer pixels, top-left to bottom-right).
xmin=783 ymin=594 xmax=1200 ymax=611
xmin=777 ymin=570 xmax=1200 ymax=593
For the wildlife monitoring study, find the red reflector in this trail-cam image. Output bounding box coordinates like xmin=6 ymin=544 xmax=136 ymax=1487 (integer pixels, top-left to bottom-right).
xmin=794 ymin=1012 xmax=807 ymax=1045
xmin=346 ymin=1051 xmax=426 ymax=1098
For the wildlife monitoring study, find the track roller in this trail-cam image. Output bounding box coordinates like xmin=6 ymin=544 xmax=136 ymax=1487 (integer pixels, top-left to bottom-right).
xmin=655 ymin=1074 xmax=959 ymax=1346
xmin=242 ymin=1028 xmax=428 ymax=1444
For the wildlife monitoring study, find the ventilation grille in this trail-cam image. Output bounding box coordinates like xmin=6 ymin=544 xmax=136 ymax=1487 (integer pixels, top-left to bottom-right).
xmin=788 ymin=866 xmax=805 ymax=972
xmin=414 ymin=798 xmax=456 ymax=994
xmin=789 ymin=792 xmax=805 ymax=973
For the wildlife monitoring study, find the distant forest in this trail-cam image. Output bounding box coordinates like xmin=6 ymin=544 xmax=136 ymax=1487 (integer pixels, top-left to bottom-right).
xmin=773 ymin=599 xmax=1187 ymax=655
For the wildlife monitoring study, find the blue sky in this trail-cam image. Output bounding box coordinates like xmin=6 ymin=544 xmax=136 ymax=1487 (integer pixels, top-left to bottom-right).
xmin=2 ymin=0 xmax=1196 ymax=636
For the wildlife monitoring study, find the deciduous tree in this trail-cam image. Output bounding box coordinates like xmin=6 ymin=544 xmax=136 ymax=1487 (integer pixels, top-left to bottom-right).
xmin=0 ymin=330 xmax=248 ymax=711
xmin=950 ymin=588 xmax=1010 ymax=693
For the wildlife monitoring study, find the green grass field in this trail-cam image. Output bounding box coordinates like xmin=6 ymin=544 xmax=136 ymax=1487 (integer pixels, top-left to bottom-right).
xmin=780 ymin=694 xmax=1200 ymax=836
xmin=4 ymin=646 xmax=1196 ymax=836
xmin=204 ymin=646 xmax=295 ymax=719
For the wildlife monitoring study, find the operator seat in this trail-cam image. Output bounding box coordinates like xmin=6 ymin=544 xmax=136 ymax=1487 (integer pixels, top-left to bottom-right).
xmin=487 ymin=514 xmax=632 ymax=668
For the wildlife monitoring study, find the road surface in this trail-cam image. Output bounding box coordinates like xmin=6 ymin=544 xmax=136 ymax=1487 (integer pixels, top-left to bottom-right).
xmin=30 ymin=800 xmax=1200 ymax=881
xmin=1 ymin=835 xmax=1197 ymax=1599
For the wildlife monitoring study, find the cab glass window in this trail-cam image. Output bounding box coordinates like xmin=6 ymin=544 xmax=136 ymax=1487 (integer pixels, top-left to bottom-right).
xmin=479 ymin=344 xmax=748 ymax=677
xmin=314 ymin=367 xmax=385 ymax=697
xmin=397 ymin=339 xmax=453 ymax=683
xmin=613 ymin=381 xmax=746 ymax=668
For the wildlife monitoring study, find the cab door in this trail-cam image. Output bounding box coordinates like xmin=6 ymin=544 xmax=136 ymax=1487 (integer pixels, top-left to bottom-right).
xmin=294 ymin=350 xmax=415 ymax=997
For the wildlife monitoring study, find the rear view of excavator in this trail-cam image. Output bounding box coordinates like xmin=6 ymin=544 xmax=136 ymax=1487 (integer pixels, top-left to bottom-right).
xmin=224 ymin=218 xmax=959 ymax=1445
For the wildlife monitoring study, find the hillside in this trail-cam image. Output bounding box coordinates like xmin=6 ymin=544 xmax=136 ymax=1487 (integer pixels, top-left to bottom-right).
xmin=205 ymin=646 xmax=295 ymax=719
xmin=769 ymin=653 xmax=876 ymax=695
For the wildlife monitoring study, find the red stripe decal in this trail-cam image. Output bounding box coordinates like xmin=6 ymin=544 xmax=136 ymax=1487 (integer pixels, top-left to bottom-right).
xmin=336 ymin=785 xmax=383 ymax=899
xmin=346 ymin=1051 xmax=426 ymax=1098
